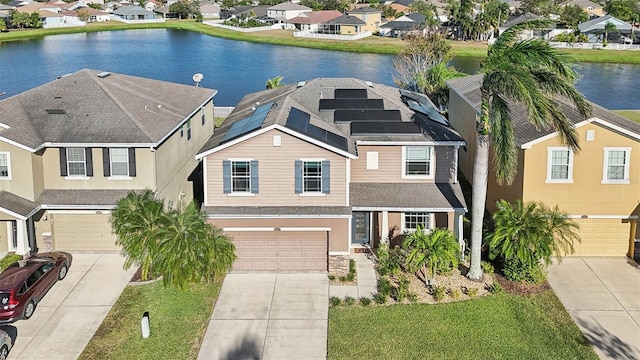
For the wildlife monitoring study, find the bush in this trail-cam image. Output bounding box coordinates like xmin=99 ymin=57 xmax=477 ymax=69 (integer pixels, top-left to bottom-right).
xmin=346 ymin=272 xmax=356 ymax=282
xmin=466 ymin=287 xmax=479 ymax=298
xmin=486 ymin=282 xmax=503 ymax=294
xmin=503 ymin=259 xmax=547 ymax=284
xmin=344 ymin=296 xmax=356 ymax=306
xmin=360 ymin=297 xmax=372 ymax=306
xmin=349 ymin=259 xmax=356 ymax=274
xmin=450 ymin=288 xmax=462 ymax=300
xmin=392 ymin=275 xmax=411 ymax=302
xmin=407 ymin=292 xmax=419 ymax=303
xmin=339 ymin=275 xmax=348 ymax=282
xmin=330 ymin=296 xmax=342 ymax=307
xmin=0 ymin=253 xmax=21 ymax=272
xmin=373 ymin=292 xmax=388 ymax=304
xmin=376 ymin=243 xmax=404 ymax=276
xmin=481 ymin=261 xmax=495 ymax=274
xmin=377 ymin=276 xmax=393 ymax=297
xmin=433 ymin=285 xmax=447 ymax=302
xmin=328 ymin=274 xmax=336 ymax=281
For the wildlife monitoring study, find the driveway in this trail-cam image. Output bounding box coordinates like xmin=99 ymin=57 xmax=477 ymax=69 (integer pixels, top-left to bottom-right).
xmin=197 ymin=273 xmax=328 ymax=360
xmin=2 ymin=253 xmax=135 ymax=360
xmin=547 ymin=257 xmax=640 ymax=360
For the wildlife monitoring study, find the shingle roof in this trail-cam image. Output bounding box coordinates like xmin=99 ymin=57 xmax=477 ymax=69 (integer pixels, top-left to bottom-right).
xmin=37 ymin=189 xmax=132 ymax=207
xmin=113 ymin=5 xmax=154 ymax=15
xmin=203 ymin=206 xmax=351 ymax=216
xmin=501 ymin=12 xmax=546 ymax=28
xmin=350 ymin=183 xmax=467 ymax=210
xmin=348 ymin=7 xmax=381 ymax=14
xmin=0 ymin=69 xmax=216 ymax=151
xmin=0 ymin=191 xmax=39 ymax=217
xmin=326 ymin=14 xmax=366 ymax=25
xmin=267 ymin=2 xmax=310 ymax=11
xmin=561 ymin=0 xmax=601 ymax=9
xmin=286 ymin=10 xmax=342 ymax=24
xmin=578 ymin=15 xmax=632 ymax=33
xmin=447 ymin=74 xmax=640 ymax=146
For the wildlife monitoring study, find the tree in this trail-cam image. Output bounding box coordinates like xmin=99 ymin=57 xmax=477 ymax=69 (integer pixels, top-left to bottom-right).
xmin=408 ymin=0 xmax=440 ymax=29
xmin=265 ymin=75 xmax=284 ymax=89
xmin=153 ymin=202 xmax=236 ymax=289
xmin=76 ymin=8 xmax=90 ymax=22
xmin=560 ymin=5 xmax=588 ymax=28
xmin=10 ymin=11 xmax=31 ymax=29
xmin=467 ymin=20 xmax=591 ymax=280
xmin=487 ymin=200 xmax=580 ymax=282
xmin=111 ymin=190 xmax=167 ymax=281
xmin=603 ymin=21 xmax=618 ymax=44
xmin=169 ymin=0 xmax=201 ymax=19
xmin=0 ymin=19 xmax=6 ymax=32
xmin=604 ymin=0 xmax=640 ymax=23
xmin=403 ymin=227 xmax=460 ymax=287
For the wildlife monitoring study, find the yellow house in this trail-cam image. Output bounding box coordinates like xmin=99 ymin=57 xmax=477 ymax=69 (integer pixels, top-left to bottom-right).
xmin=561 ymin=0 xmax=604 ymax=18
xmin=347 ymin=7 xmax=382 ymax=32
xmin=447 ymin=74 xmax=639 ymax=258
xmin=0 ymin=69 xmax=217 ymax=255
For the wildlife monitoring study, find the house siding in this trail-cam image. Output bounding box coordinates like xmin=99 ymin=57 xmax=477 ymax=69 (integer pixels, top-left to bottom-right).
xmin=0 ymin=142 xmax=38 ymax=201
xmin=205 ymin=129 xmax=347 ymax=207
xmin=435 ymin=146 xmax=457 ymax=183
xmin=447 ymin=92 xmax=478 ymax=183
xmin=351 ymin=145 xmax=444 ymax=183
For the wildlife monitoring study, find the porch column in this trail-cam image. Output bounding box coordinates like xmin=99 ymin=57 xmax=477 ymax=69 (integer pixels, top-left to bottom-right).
xmin=628 ymin=220 xmax=637 ymax=258
xmin=454 ymin=212 xmax=465 ymax=259
xmin=381 ymin=210 xmax=389 ymax=243
xmin=15 ymin=219 xmax=30 ymax=256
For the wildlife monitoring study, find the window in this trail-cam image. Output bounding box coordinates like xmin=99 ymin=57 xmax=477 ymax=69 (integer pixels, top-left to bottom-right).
xmin=110 ymin=148 xmax=129 ymax=176
xmin=0 ymin=153 xmax=10 ymax=179
xmin=403 ymin=146 xmax=432 ymax=177
xmin=201 ymin=108 xmax=206 ymax=126
xmin=232 ymin=161 xmax=251 ymax=192
xmin=295 ymin=160 xmax=330 ymax=194
xmin=404 ymin=212 xmax=430 ymax=231
xmin=366 ymin=151 xmax=378 ymax=170
xmin=186 ymin=119 xmax=192 ymax=140
xmin=603 ymin=148 xmax=630 ymax=183
xmin=223 ymin=160 xmax=259 ymax=194
xmin=67 ymin=148 xmax=86 ymax=176
xmin=546 ymin=148 xmax=573 ymax=183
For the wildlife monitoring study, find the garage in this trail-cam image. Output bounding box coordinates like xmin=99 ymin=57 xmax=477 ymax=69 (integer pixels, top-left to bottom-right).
xmin=572 ymin=218 xmax=631 ymax=256
xmin=228 ymin=230 xmax=328 ymax=272
xmin=52 ymin=213 xmax=120 ymax=252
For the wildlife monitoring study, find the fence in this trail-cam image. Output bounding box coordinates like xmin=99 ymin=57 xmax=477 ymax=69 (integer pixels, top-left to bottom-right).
xmin=204 ymin=21 xmax=284 ymax=32
xmin=550 ymin=42 xmax=640 ymax=51
xmin=293 ymin=31 xmax=372 ymax=40
xmin=110 ymin=16 xmax=165 ymax=24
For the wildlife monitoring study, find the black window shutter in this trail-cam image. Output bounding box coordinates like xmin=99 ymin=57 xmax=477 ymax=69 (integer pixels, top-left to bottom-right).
xmin=128 ymin=148 xmax=136 ymax=177
xmin=85 ymin=148 xmax=93 ymax=177
xmin=59 ymin=148 xmax=68 ymax=177
xmin=102 ymin=148 xmax=110 ymax=177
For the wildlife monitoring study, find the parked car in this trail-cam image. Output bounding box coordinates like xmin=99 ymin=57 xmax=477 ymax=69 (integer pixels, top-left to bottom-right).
xmin=620 ymin=35 xmax=633 ymax=44
xmin=0 ymin=252 xmax=72 ymax=323
xmin=0 ymin=329 xmax=11 ymax=360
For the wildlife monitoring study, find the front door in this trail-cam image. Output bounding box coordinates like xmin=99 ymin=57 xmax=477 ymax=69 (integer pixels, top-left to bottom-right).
xmin=352 ymin=212 xmax=370 ymax=245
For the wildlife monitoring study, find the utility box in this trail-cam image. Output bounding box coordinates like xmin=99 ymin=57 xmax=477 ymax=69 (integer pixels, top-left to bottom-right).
xmin=141 ymin=311 xmax=150 ymax=339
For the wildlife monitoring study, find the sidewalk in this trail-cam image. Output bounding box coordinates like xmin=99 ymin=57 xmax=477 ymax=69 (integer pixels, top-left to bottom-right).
xmin=329 ymin=253 xmax=377 ymax=299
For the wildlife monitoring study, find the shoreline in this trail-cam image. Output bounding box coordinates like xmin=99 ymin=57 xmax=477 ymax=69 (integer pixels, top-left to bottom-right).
xmin=1 ymin=20 xmax=640 ymax=64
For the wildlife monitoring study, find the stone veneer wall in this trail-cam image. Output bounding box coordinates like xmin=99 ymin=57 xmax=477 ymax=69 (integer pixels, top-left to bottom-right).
xmin=329 ymin=255 xmax=350 ymax=274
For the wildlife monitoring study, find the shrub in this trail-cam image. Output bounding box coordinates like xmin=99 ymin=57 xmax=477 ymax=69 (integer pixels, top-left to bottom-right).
xmin=377 ymin=243 xmax=404 ymax=276
xmin=349 ymin=259 xmax=356 ymax=274
xmin=330 ymin=296 xmax=341 ymax=307
xmin=346 ymin=272 xmax=356 ymax=282
xmin=328 ymin=274 xmax=336 ymax=281
xmin=481 ymin=261 xmax=495 ymax=274
xmin=403 ymin=227 xmax=459 ymax=287
xmin=392 ymin=275 xmax=411 ymax=302
xmin=466 ymin=287 xmax=479 ymax=298
xmin=433 ymin=285 xmax=447 ymax=302
xmin=359 ymin=297 xmax=372 ymax=306
xmin=377 ymin=276 xmax=393 ymax=297
xmin=344 ymin=296 xmax=356 ymax=306
xmin=376 ymin=243 xmax=390 ymax=276
xmin=486 ymin=282 xmax=503 ymax=294
xmin=450 ymin=288 xmax=462 ymax=300
xmin=0 ymin=253 xmax=22 ymax=272
xmin=387 ymin=245 xmax=405 ymax=275
xmin=407 ymin=292 xmax=419 ymax=303
xmin=339 ymin=275 xmax=348 ymax=282
xmin=373 ymin=292 xmax=388 ymax=304
xmin=503 ymin=259 xmax=547 ymax=284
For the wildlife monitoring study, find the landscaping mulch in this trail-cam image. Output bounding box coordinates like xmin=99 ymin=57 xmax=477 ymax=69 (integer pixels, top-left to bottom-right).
xmin=493 ymin=272 xmax=550 ymax=296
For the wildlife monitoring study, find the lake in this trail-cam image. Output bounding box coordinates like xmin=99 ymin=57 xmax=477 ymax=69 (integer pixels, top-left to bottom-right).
xmin=1 ymin=29 xmax=639 ymax=110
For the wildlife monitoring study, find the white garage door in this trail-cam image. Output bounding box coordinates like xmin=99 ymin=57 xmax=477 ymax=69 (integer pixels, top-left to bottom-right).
xmin=572 ymin=218 xmax=630 ymax=256
xmin=229 ymin=231 xmax=327 ymax=272
xmin=53 ymin=214 xmax=120 ymax=252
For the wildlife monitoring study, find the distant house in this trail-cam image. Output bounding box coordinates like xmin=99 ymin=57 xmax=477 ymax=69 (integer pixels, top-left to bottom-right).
xmin=321 ymin=14 xmax=367 ymax=35
xmin=0 ymin=3 xmax=15 ymax=15
xmin=266 ymin=2 xmax=311 ymax=22
xmin=200 ymin=3 xmax=220 ymax=19
xmin=379 ymin=13 xmax=426 ymax=37
xmin=112 ymin=5 xmax=157 ymax=20
xmin=68 ymin=7 xmax=110 ymax=22
xmin=221 ymin=5 xmax=267 ymax=20
xmin=560 ymin=0 xmax=603 ymax=18
xmin=285 ymin=10 xmax=342 ymax=31
xmin=15 ymin=2 xmax=67 ymax=28
xmin=578 ymin=15 xmax=633 ymax=42
xmin=144 ymin=0 xmax=161 ymax=12
xmin=499 ymin=12 xmax=554 ymax=40
xmin=347 ymin=7 xmax=382 ymax=33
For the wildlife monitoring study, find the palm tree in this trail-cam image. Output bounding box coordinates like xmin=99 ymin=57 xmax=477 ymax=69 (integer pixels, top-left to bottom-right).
xmin=111 ymin=190 xmax=167 ymax=281
xmin=603 ymin=21 xmax=618 ymax=45
xmin=467 ymin=20 xmax=592 ymax=280
xmin=487 ymin=200 xmax=580 ymax=281
xmin=265 ymin=76 xmax=284 ymax=89
xmin=153 ymin=202 xmax=236 ymax=289
xmin=403 ymin=227 xmax=460 ymax=287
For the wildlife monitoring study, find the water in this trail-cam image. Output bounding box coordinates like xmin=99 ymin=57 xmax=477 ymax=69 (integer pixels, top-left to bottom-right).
xmin=1 ymin=28 xmax=639 ymax=109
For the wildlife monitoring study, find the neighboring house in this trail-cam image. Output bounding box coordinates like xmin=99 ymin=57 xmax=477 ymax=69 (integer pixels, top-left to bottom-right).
xmin=144 ymin=0 xmax=162 ymax=12
xmin=285 ymin=10 xmax=342 ymax=31
xmin=195 ymin=78 xmax=467 ymax=272
xmin=560 ymin=0 xmax=603 ymax=18
xmin=7 ymin=0 xmax=32 ymax=7
xmin=200 ymin=3 xmax=220 ymax=19
xmin=347 ymin=7 xmax=382 ymax=33
xmin=0 ymin=3 xmax=16 ymax=16
xmin=578 ymin=15 xmax=633 ymax=42
xmin=81 ymin=7 xmax=110 ymax=22
xmin=62 ymin=7 xmax=109 ymax=22
xmin=112 ymin=5 xmax=156 ymax=20
xmin=321 ymin=14 xmax=367 ymax=35
xmin=266 ymin=2 xmax=310 ymax=22
xmin=388 ymin=3 xmax=409 ymax=17
xmin=15 ymin=3 xmax=66 ymax=28
xmin=379 ymin=13 xmax=426 ymax=37
xmin=0 ymin=69 xmax=217 ymax=255
xmin=498 ymin=12 xmax=554 ymax=40
xmin=447 ymin=74 xmax=640 ymax=258
xmin=221 ymin=5 xmax=268 ymax=20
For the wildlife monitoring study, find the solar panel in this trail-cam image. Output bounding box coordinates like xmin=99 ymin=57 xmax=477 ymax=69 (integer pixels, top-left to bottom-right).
xmin=286 ymin=107 xmax=310 ymax=132
xmin=319 ymin=99 xmax=384 ymax=111
xmin=350 ymin=121 xmax=421 ymax=135
xmin=325 ymin=131 xmax=348 ymax=150
xmin=285 ymin=107 xmax=349 ymax=152
xmin=334 ymin=89 xmax=368 ymax=99
xmin=221 ymin=102 xmax=274 ymax=143
xmin=334 ymin=110 xmax=402 ymax=123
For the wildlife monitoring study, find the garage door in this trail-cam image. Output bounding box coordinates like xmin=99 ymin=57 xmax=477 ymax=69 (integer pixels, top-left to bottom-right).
xmin=229 ymin=231 xmax=327 ymax=272
xmin=53 ymin=214 xmax=120 ymax=252
xmin=572 ymin=218 xmax=630 ymax=256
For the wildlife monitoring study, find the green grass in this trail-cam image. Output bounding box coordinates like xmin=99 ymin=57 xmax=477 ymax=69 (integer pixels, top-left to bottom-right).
xmin=0 ymin=253 xmax=21 ymax=272
xmin=2 ymin=20 xmax=639 ymax=64
xmin=614 ymin=110 xmax=640 ymax=123
xmin=328 ymin=290 xmax=597 ymax=360
xmin=79 ymin=280 xmax=221 ymax=360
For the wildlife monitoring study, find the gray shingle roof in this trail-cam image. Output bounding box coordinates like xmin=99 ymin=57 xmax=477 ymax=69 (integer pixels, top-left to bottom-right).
xmin=447 ymin=74 xmax=640 ymax=146
xmin=348 ymin=7 xmax=381 ymax=14
xmin=267 ymin=2 xmax=310 ymax=11
xmin=501 ymin=13 xmax=546 ymax=28
xmin=0 ymin=69 xmax=216 ymax=150
xmin=350 ymin=183 xmax=467 ymax=210
xmin=113 ymin=5 xmax=154 ymax=15
xmin=37 ymin=189 xmax=132 ymax=208
xmin=326 ymin=14 xmax=366 ymax=25
xmin=203 ymin=206 xmax=351 ymax=216
xmin=578 ymin=15 xmax=632 ymax=33
xmin=0 ymin=191 xmax=39 ymax=217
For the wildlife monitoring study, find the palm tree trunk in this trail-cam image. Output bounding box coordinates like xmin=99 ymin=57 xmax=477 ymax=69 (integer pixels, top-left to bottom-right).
xmin=468 ymin=133 xmax=489 ymax=280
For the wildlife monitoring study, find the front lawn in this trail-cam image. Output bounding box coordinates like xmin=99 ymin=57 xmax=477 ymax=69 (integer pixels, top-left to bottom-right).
xmin=328 ymin=290 xmax=597 ymax=360
xmin=79 ymin=280 xmax=221 ymax=360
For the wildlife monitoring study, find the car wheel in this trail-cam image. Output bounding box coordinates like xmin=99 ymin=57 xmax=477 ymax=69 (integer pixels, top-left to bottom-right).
xmin=24 ymin=300 xmax=36 ymax=320
xmin=0 ymin=345 xmax=7 ymax=360
xmin=58 ymin=263 xmax=68 ymax=280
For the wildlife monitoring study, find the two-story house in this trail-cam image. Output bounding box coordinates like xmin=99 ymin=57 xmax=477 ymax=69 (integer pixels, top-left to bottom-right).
xmin=196 ymin=78 xmax=467 ymax=272
xmin=0 ymin=69 xmax=217 ymax=255
xmin=266 ymin=2 xmax=311 ymax=22
xmin=347 ymin=7 xmax=382 ymax=33
xmin=447 ymin=74 xmax=640 ymax=258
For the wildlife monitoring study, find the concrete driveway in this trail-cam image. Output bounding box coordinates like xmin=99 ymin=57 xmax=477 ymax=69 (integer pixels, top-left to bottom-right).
xmin=547 ymin=257 xmax=640 ymax=360
xmin=2 ymin=253 xmax=135 ymax=360
xmin=198 ymin=273 xmax=328 ymax=360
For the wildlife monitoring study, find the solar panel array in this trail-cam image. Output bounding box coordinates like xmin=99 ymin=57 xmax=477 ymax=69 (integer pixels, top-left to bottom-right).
xmin=334 ymin=110 xmax=402 ymax=123
xmin=285 ymin=107 xmax=349 ymax=151
xmin=319 ymin=99 xmax=384 ymax=111
xmin=350 ymin=121 xmax=421 ymax=135
xmin=221 ymin=102 xmax=274 ymax=143
xmin=335 ymin=89 xmax=368 ymax=99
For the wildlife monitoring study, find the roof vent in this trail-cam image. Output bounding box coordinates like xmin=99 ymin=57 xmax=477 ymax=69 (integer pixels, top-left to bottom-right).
xmin=45 ymin=109 xmax=66 ymax=115
xmin=97 ymin=71 xmax=111 ymax=78
xmin=297 ymin=81 xmax=306 ymax=88
xmin=366 ymin=81 xmax=373 ymax=88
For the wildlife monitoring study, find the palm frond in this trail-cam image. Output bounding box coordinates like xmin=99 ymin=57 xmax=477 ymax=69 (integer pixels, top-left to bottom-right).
xmin=489 ymin=95 xmax=517 ymax=185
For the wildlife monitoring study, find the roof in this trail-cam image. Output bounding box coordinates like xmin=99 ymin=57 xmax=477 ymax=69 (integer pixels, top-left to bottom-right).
xmin=0 ymin=69 xmax=216 ymax=151
xmin=501 ymin=13 xmax=546 ymax=28
xmin=561 ymin=0 xmax=601 ymax=9
xmin=325 ymin=14 xmax=366 ymax=25
xmin=197 ymin=78 xmax=464 ymax=159
xmin=286 ymin=10 xmax=342 ymax=24
xmin=113 ymin=5 xmax=154 ymax=15
xmin=37 ymin=189 xmax=132 ymax=208
xmin=204 ymin=206 xmax=351 ymax=216
xmin=0 ymin=191 xmax=39 ymax=218
xmin=447 ymin=74 xmax=640 ymax=146
xmin=578 ymin=15 xmax=632 ymax=33
xmin=0 ymin=4 xmax=15 ymax=10
xmin=267 ymin=2 xmax=310 ymax=11
xmin=380 ymin=18 xmax=426 ymax=30
xmin=348 ymin=7 xmax=381 ymax=14
xmin=351 ymin=183 xmax=467 ymax=210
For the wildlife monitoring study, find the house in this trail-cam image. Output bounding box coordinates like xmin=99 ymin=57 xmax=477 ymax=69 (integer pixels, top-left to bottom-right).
xmin=578 ymin=15 xmax=633 ymax=42
xmin=321 ymin=14 xmax=367 ymax=35
xmin=112 ymin=5 xmax=157 ymax=20
xmin=560 ymin=0 xmax=603 ymax=18
xmin=379 ymin=13 xmax=426 ymax=37
xmin=0 ymin=69 xmax=217 ymax=255
xmin=195 ymin=78 xmax=467 ymax=272
xmin=15 ymin=3 xmax=66 ymax=28
xmin=498 ymin=12 xmax=554 ymax=40
xmin=221 ymin=5 xmax=267 ymax=20
xmin=144 ymin=0 xmax=161 ymax=11
xmin=266 ymin=2 xmax=310 ymax=22
xmin=0 ymin=3 xmax=15 ymax=16
xmin=200 ymin=3 xmax=220 ymax=19
xmin=285 ymin=10 xmax=342 ymax=31
xmin=447 ymin=74 xmax=640 ymax=258
xmin=347 ymin=7 xmax=382 ymax=33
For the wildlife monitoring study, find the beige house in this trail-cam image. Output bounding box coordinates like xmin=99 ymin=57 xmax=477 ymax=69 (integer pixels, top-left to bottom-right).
xmin=347 ymin=7 xmax=382 ymax=32
xmin=196 ymin=78 xmax=467 ymax=272
xmin=561 ymin=0 xmax=604 ymax=18
xmin=447 ymin=74 xmax=640 ymax=258
xmin=0 ymin=69 xmax=217 ymax=255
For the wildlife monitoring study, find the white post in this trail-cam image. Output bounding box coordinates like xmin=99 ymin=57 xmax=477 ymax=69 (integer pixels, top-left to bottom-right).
xmin=381 ymin=210 xmax=389 ymax=243
xmin=15 ymin=220 xmax=30 ymax=256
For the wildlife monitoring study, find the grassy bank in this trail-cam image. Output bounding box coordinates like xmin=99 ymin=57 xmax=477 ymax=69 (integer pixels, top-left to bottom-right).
xmin=328 ymin=290 xmax=597 ymax=360
xmin=2 ymin=20 xmax=639 ymax=64
xmin=614 ymin=110 xmax=640 ymax=123
xmin=79 ymin=280 xmax=220 ymax=360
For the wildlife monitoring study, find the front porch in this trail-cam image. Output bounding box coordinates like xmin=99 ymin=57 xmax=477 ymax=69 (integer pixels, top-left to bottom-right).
xmin=0 ymin=191 xmax=40 ymax=255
